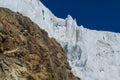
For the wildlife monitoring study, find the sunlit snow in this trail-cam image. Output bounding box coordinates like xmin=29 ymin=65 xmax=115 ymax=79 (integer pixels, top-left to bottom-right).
xmin=0 ymin=0 xmax=120 ymax=80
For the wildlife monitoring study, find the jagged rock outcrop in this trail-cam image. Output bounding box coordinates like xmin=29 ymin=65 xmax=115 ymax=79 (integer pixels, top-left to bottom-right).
xmin=0 ymin=8 xmax=78 ymax=80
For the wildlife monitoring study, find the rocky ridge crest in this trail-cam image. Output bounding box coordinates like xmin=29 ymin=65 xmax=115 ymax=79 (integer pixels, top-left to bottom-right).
xmin=0 ymin=8 xmax=78 ymax=80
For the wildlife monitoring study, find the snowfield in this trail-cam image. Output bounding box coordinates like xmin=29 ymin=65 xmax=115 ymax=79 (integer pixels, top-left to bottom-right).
xmin=0 ymin=0 xmax=120 ymax=80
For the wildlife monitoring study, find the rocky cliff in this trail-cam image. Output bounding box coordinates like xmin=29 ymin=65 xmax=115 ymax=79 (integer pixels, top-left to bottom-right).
xmin=0 ymin=8 xmax=78 ymax=80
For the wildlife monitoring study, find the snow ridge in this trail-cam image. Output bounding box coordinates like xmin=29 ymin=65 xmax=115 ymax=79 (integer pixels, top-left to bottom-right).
xmin=0 ymin=0 xmax=120 ymax=80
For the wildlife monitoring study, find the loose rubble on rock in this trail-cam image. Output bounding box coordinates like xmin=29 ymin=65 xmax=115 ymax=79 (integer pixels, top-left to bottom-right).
xmin=0 ymin=8 xmax=78 ymax=80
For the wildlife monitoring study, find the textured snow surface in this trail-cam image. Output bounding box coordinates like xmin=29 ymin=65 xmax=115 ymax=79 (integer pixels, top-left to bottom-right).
xmin=0 ymin=0 xmax=120 ymax=80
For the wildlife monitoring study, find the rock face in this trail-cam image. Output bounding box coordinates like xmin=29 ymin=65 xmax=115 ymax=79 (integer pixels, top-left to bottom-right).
xmin=1 ymin=0 xmax=120 ymax=80
xmin=0 ymin=8 xmax=77 ymax=80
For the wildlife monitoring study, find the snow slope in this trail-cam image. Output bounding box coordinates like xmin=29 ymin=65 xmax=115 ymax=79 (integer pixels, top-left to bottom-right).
xmin=0 ymin=0 xmax=120 ymax=80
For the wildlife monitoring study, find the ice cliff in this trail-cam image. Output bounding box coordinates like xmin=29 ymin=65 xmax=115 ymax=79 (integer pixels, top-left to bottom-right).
xmin=0 ymin=0 xmax=120 ymax=80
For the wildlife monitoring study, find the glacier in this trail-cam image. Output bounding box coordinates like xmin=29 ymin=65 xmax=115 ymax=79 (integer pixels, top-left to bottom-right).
xmin=0 ymin=0 xmax=120 ymax=80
